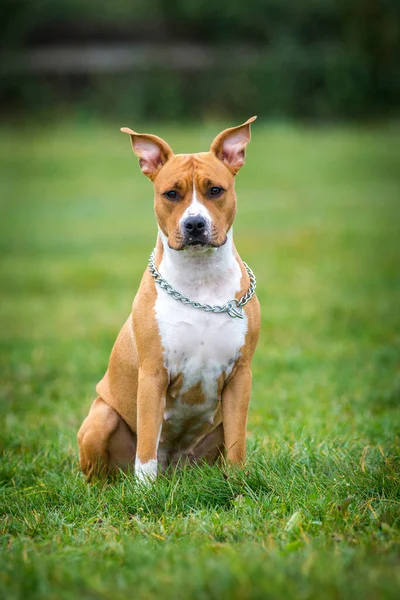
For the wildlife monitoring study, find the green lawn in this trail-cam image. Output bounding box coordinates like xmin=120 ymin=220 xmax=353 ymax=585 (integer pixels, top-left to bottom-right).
xmin=1 ymin=120 xmax=399 ymax=599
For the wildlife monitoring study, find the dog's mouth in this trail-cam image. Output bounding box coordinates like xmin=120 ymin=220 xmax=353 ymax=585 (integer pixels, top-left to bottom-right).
xmin=187 ymin=240 xmax=207 ymax=246
xmin=174 ymin=237 xmax=228 ymax=251
xmin=167 ymin=228 xmax=228 ymax=251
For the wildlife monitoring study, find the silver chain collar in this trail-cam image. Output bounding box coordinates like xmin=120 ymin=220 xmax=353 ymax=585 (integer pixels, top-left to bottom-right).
xmin=148 ymin=249 xmax=256 ymax=319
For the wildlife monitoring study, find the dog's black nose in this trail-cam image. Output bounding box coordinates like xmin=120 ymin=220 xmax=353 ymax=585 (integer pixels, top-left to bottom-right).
xmin=184 ymin=216 xmax=207 ymax=235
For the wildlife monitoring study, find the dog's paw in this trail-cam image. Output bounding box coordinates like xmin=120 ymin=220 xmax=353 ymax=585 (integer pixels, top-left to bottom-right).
xmin=135 ymin=458 xmax=157 ymax=484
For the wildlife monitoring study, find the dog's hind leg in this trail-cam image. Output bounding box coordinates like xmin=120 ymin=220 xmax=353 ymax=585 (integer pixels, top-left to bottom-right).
xmin=170 ymin=424 xmax=225 ymax=467
xmin=190 ymin=424 xmax=225 ymax=464
xmin=77 ymin=397 xmax=136 ymax=478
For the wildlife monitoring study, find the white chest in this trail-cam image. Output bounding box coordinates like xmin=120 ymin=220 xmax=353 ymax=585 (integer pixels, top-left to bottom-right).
xmin=154 ymin=239 xmax=248 ymax=433
xmin=156 ymin=295 xmax=247 ymax=388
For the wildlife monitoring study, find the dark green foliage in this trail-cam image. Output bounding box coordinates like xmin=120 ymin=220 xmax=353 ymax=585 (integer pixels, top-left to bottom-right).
xmin=1 ymin=0 xmax=399 ymax=119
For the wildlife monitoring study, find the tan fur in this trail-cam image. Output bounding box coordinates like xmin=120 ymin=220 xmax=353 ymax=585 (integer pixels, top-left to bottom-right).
xmin=77 ymin=118 xmax=260 ymax=478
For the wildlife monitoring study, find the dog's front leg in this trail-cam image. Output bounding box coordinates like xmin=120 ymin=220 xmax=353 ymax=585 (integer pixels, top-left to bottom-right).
xmin=221 ymin=363 xmax=252 ymax=464
xmin=135 ymin=366 xmax=167 ymax=483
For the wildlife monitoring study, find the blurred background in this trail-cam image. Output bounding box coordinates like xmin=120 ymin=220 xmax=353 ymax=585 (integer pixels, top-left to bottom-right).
xmin=1 ymin=0 xmax=399 ymax=121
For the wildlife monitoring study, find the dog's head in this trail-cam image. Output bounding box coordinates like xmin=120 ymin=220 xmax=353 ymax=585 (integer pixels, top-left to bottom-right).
xmin=121 ymin=117 xmax=256 ymax=251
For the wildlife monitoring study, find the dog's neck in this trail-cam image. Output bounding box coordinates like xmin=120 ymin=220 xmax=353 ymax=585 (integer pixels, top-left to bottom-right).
xmin=157 ymin=229 xmax=240 ymax=300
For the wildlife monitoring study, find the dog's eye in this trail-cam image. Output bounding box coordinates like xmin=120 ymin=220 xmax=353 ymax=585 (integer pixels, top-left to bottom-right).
xmin=164 ymin=190 xmax=179 ymax=200
xmin=209 ymin=186 xmax=223 ymax=197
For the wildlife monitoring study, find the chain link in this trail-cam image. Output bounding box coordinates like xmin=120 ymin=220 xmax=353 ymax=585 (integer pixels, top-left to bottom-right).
xmin=148 ymin=249 xmax=256 ymax=319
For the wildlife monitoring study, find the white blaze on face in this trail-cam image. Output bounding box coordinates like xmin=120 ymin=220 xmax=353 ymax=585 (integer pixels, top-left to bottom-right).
xmin=179 ymin=181 xmax=212 ymax=229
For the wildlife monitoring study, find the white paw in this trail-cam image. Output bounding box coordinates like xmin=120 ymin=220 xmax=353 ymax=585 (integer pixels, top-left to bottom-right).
xmin=135 ymin=458 xmax=157 ymax=484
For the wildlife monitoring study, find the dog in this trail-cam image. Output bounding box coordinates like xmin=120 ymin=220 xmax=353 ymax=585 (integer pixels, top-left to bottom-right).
xmin=77 ymin=117 xmax=260 ymax=481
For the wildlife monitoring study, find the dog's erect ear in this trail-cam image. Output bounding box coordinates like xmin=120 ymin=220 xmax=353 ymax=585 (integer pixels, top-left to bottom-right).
xmin=210 ymin=116 xmax=257 ymax=175
xmin=120 ymin=128 xmax=173 ymax=180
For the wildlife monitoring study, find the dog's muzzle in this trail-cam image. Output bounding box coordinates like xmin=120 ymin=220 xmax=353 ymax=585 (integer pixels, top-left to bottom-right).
xmin=182 ymin=216 xmax=210 ymax=247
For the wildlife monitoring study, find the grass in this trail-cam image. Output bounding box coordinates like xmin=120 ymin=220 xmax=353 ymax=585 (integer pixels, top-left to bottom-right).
xmin=1 ymin=119 xmax=400 ymax=599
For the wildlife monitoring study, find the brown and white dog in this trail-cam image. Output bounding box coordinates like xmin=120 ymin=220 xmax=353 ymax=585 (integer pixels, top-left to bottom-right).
xmin=77 ymin=117 xmax=260 ymax=481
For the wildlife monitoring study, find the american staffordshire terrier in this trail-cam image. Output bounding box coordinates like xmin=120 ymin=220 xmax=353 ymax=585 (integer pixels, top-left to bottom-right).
xmin=77 ymin=117 xmax=260 ymax=481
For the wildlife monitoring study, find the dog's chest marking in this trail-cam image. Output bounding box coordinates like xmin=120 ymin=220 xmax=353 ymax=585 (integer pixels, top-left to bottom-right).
xmin=154 ymin=233 xmax=247 ymax=447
